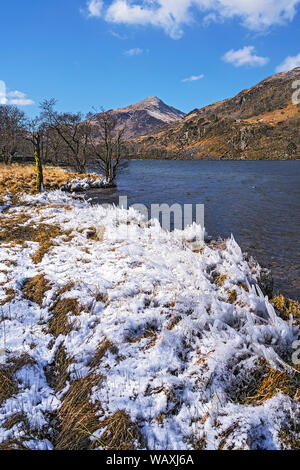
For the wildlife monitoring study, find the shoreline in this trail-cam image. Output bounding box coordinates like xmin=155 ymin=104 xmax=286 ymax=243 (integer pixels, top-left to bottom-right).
xmin=1 ymin=162 xmax=299 ymax=301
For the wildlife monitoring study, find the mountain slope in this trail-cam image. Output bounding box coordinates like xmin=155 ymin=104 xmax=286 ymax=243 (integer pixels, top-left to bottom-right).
xmin=128 ymin=68 xmax=300 ymax=160
xmin=91 ymin=96 xmax=185 ymax=139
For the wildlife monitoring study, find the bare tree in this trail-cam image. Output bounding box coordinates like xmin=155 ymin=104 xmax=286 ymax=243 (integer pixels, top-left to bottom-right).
xmin=89 ymin=110 xmax=126 ymax=182
xmin=25 ymin=117 xmax=45 ymax=192
xmin=41 ymin=99 xmax=93 ymax=173
xmin=0 ymin=105 xmax=26 ymax=164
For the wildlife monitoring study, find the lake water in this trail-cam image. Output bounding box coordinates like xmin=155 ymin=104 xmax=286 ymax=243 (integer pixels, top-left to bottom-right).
xmin=88 ymin=160 xmax=300 ymax=301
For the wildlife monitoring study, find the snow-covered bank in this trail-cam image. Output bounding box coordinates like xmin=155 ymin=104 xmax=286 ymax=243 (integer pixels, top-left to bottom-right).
xmin=60 ymin=177 xmax=114 ymax=192
xmin=0 ymin=190 xmax=299 ymax=450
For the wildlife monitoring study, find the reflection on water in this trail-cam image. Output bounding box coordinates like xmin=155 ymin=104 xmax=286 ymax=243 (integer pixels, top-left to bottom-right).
xmin=87 ymin=160 xmax=300 ymax=301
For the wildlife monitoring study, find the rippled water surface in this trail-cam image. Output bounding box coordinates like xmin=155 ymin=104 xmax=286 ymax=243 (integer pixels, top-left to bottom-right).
xmin=89 ymin=160 xmax=300 ymax=301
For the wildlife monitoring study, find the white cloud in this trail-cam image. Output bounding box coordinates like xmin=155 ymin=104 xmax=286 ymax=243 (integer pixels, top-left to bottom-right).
xmin=0 ymin=80 xmax=6 ymax=104
xmin=275 ymin=53 xmax=300 ymax=72
xmin=85 ymin=0 xmax=300 ymax=39
xmin=110 ymin=30 xmax=128 ymax=39
xmin=124 ymin=47 xmax=143 ymax=56
xmin=182 ymin=74 xmax=204 ymax=82
xmin=87 ymin=0 xmax=103 ymax=17
xmin=222 ymin=46 xmax=269 ymax=67
xmin=0 ymin=81 xmax=35 ymax=106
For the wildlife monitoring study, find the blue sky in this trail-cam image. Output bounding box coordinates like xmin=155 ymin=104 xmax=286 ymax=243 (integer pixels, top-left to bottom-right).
xmin=0 ymin=0 xmax=300 ymax=117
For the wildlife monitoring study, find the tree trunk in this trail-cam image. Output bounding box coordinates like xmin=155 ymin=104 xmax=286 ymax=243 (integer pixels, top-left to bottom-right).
xmin=34 ymin=134 xmax=44 ymax=192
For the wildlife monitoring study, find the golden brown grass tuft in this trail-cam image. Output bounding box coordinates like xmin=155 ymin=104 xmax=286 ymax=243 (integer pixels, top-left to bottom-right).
xmin=234 ymin=359 xmax=300 ymax=406
xmin=193 ymin=435 xmax=207 ymax=450
xmin=214 ymin=274 xmax=227 ymax=287
xmin=48 ymin=298 xmax=81 ymax=337
xmin=0 ymin=212 xmax=32 ymax=246
xmin=45 ymin=344 xmax=73 ymax=393
xmin=0 ymin=354 xmax=35 ymax=406
xmin=130 ymin=328 xmax=157 ymax=344
xmin=99 ymin=410 xmax=143 ymax=450
xmin=245 ymin=368 xmax=299 ymax=405
xmin=271 ymin=295 xmax=300 ymax=326
xmin=89 ymin=339 xmax=114 ymax=369
xmin=31 ymin=227 xmax=73 ymax=264
xmin=238 ymin=282 xmax=249 ymax=292
xmin=0 ymin=209 xmax=67 ymax=262
xmin=56 ymin=282 xmax=75 ymax=296
xmin=227 ymin=289 xmax=237 ymax=304
xmin=0 ymin=163 xmax=99 ymax=201
xmin=0 ymin=287 xmax=16 ymax=306
xmin=23 ymin=274 xmax=52 ymax=307
xmin=54 ymin=373 xmax=103 ymax=450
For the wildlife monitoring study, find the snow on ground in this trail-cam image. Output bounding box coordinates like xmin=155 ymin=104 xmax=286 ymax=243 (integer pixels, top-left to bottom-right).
xmin=0 ymin=190 xmax=299 ymax=450
xmin=0 ymin=193 xmax=12 ymax=214
xmin=61 ymin=177 xmax=113 ymax=192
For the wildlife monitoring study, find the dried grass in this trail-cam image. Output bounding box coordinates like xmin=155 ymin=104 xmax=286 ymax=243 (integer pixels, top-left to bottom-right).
xmin=271 ymin=295 xmax=300 ymax=326
xmin=45 ymin=344 xmax=73 ymax=393
xmin=54 ymin=373 xmax=103 ymax=450
xmin=0 ymin=354 xmax=35 ymax=405
xmin=0 ymin=163 xmax=98 ymax=201
xmin=218 ymin=423 xmax=240 ymax=450
xmin=227 ymin=289 xmax=237 ymax=304
xmin=2 ymin=412 xmax=28 ymax=430
xmin=89 ymin=339 xmax=114 ymax=369
xmin=245 ymin=368 xmax=299 ymax=405
xmin=238 ymin=282 xmax=249 ymax=292
xmin=232 ymin=358 xmax=300 ymax=406
xmin=167 ymin=315 xmax=182 ymax=330
xmin=0 ymin=438 xmax=31 ymax=451
xmin=0 ymin=210 xmax=66 ymax=262
xmin=214 ymin=274 xmax=227 ymax=287
xmin=99 ymin=410 xmax=143 ymax=450
xmin=48 ymin=297 xmax=81 ymax=337
xmin=0 ymin=287 xmax=16 ymax=306
xmin=130 ymin=328 xmax=157 ymax=344
xmin=193 ymin=435 xmax=207 ymax=450
xmin=31 ymin=227 xmax=73 ymax=264
xmin=23 ymin=274 xmax=52 ymax=307
xmin=96 ymin=225 xmax=106 ymax=242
